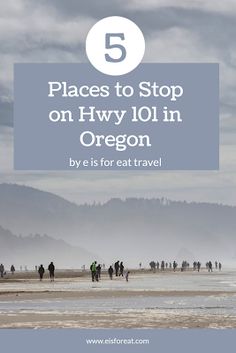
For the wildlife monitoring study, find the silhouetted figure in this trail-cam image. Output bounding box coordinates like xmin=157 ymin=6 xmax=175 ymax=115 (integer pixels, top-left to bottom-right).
xmin=114 ymin=261 xmax=120 ymax=277
xmin=215 ymin=261 xmax=218 ymax=269
xmin=90 ymin=261 xmax=97 ymax=282
xmin=139 ymin=262 xmax=142 ymax=269
xmin=48 ymin=262 xmax=55 ymax=282
xmin=38 ymin=264 xmax=45 ymax=281
xmin=96 ymin=264 xmax=101 ymax=281
xmin=219 ymin=262 xmax=222 ymax=271
xmin=208 ymin=261 xmax=213 ymax=272
xmin=108 ymin=266 xmax=114 ymax=280
xmin=0 ymin=264 xmax=4 ymax=278
xmin=156 ymin=261 xmax=159 ymax=270
xmin=149 ymin=261 xmax=156 ymax=272
xmin=181 ymin=261 xmax=188 ymax=271
xmin=119 ymin=262 xmax=124 ymax=277
xmin=125 ymin=271 xmax=130 ymax=282
xmin=197 ymin=261 xmax=201 ymax=272
xmin=161 ymin=261 xmax=165 ymax=271
xmin=193 ymin=262 xmax=197 ymax=271
xmin=173 ymin=261 xmax=177 ymax=272
xmin=165 ymin=262 xmax=168 ymax=269
xmin=10 ymin=265 xmax=15 ymax=275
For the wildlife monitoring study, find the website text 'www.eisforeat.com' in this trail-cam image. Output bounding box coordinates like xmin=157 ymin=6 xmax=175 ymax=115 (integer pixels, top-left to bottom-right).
xmin=86 ymin=337 xmax=150 ymax=345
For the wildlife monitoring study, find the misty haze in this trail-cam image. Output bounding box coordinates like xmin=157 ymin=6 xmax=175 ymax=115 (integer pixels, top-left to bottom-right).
xmin=0 ymin=183 xmax=235 ymax=269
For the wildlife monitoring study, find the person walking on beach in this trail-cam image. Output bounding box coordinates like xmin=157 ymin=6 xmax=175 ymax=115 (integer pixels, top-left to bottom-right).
xmin=97 ymin=264 xmax=102 ymax=279
xmin=10 ymin=265 xmax=15 ymax=275
xmin=161 ymin=261 xmax=165 ymax=271
xmin=119 ymin=262 xmax=124 ymax=277
xmin=108 ymin=265 xmax=114 ymax=280
xmin=114 ymin=261 xmax=120 ymax=277
xmin=149 ymin=261 xmax=156 ymax=272
xmin=0 ymin=264 xmax=4 ymax=278
xmin=48 ymin=261 xmax=55 ymax=282
xmin=96 ymin=264 xmax=101 ymax=281
xmin=208 ymin=261 xmax=213 ymax=272
xmin=197 ymin=261 xmax=201 ymax=272
xmin=219 ymin=262 xmax=222 ymax=271
xmin=38 ymin=264 xmax=45 ymax=281
xmin=173 ymin=261 xmax=177 ymax=272
xmin=125 ymin=271 xmax=130 ymax=282
xmin=90 ymin=261 xmax=97 ymax=282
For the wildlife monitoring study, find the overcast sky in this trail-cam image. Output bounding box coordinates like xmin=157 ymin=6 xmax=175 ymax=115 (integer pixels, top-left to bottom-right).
xmin=0 ymin=0 xmax=235 ymax=205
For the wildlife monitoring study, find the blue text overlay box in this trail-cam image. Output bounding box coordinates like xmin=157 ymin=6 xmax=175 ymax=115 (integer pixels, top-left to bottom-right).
xmin=14 ymin=63 xmax=219 ymax=170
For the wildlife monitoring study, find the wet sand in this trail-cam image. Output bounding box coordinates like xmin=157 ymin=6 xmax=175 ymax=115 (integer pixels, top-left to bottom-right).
xmin=2 ymin=309 xmax=236 ymax=329
xmin=0 ymin=289 xmax=233 ymax=300
xmin=0 ymin=270 xmax=236 ymax=328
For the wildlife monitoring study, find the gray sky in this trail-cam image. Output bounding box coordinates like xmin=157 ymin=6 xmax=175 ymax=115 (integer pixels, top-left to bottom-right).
xmin=0 ymin=0 xmax=235 ymax=205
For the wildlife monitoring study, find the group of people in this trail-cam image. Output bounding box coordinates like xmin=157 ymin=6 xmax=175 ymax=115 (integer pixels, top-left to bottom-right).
xmin=89 ymin=261 xmax=101 ymax=282
xmin=0 ymin=264 xmax=15 ymax=277
xmin=0 ymin=262 xmax=55 ymax=281
xmin=206 ymin=261 xmax=222 ymax=272
xmin=193 ymin=262 xmax=201 ymax=272
xmin=38 ymin=262 xmax=55 ymax=281
xmin=0 ymin=259 xmax=223 ymax=282
xmin=149 ymin=260 xmax=222 ymax=272
xmin=90 ymin=260 xmax=130 ymax=282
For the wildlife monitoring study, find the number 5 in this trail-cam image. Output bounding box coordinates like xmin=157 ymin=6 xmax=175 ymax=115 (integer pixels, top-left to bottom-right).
xmin=105 ymin=33 xmax=126 ymax=63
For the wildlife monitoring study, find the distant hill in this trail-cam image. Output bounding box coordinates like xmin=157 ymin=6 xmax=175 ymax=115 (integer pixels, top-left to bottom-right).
xmin=0 ymin=183 xmax=80 ymax=233
xmin=0 ymin=224 xmax=98 ymax=269
xmin=0 ymin=183 xmax=235 ymax=265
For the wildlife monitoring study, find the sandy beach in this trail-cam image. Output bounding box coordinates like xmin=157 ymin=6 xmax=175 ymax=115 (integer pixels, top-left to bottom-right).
xmin=0 ymin=269 xmax=236 ymax=328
